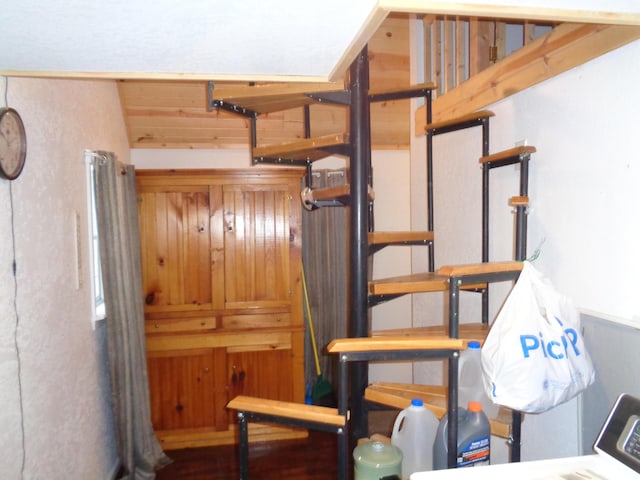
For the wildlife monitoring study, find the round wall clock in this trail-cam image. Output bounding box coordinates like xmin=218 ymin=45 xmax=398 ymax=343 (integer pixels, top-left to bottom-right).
xmin=0 ymin=107 xmax=27 ymax=180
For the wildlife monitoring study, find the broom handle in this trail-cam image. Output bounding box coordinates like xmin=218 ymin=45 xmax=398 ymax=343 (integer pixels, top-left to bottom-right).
xmin=302 ymin=264 xmax=322 ymax=377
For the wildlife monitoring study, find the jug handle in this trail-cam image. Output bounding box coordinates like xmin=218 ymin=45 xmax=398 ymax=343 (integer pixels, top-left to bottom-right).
xmin=391 ymin=409 xmax=407 ymax=437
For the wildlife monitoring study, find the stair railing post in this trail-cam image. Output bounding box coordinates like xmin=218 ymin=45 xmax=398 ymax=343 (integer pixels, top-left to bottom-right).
xmin=348 ymin=45 xmax=372 ymax=445
xmin=426 ymin=90 xmax=435 ymax=272
xmin=510 ymin=152 xmax=530 ymax=463
xmin=481 ymin=118 xmax=491 ymax=324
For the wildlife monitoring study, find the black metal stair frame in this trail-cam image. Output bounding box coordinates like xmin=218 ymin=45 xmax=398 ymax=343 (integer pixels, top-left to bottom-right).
xmin=427 ymin=112 xmax=492 ymax=320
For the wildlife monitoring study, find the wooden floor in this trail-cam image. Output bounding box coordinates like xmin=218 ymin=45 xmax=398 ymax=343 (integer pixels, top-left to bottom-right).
xmin=155 ymin=431 xmax=338 ymax=480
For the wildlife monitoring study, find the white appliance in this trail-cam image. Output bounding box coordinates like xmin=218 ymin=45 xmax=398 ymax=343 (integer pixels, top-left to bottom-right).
xmin=411 ymin=393 xmax=640 ymax=480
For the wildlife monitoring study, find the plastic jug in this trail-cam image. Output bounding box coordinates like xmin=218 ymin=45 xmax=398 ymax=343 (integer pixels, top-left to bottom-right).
xmin=391 ymin=398 xmax=439 ymax=478
xmin=353 ymin=440 xmax=402 ymax=480
xmin=433 ymin=401 xmax=491 ymax=470
xmin=459 ymin=341 xmax=498 ymax=419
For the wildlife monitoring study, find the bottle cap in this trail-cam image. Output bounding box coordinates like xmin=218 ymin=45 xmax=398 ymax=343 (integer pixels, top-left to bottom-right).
xmin=411 ymin=398 xmax=424 ymax=407
xmin=467 ymin=401 xmax=483 ymax=412
xmin=468 ymin=341 xmax=481 ymax=349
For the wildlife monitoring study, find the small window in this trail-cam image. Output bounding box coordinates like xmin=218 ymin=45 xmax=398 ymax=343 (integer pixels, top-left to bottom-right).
xmin=85 ymin=151 xmax=106 ymax=325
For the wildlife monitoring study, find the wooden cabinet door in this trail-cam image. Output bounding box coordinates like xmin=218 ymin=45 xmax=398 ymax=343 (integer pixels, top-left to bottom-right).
xmin=147 ymin=348 xmax=228 ymax=432
xmin=220 ymin=184 xmax=292 ymax=310
xmin=137 ymin=185 xmax=213 ymax=312
xmin=227 ymin=349 xmax=295 ymax=404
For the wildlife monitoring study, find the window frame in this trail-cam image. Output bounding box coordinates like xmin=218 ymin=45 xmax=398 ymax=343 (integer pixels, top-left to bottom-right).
xmin=84 ymin=150 xmax=106 ymax=326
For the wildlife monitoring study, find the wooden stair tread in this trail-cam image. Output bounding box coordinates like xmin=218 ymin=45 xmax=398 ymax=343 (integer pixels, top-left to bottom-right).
xmin=369 ymin=82 xmax=436 ymax=102
xmin=369 ymin=273 xmax=485 ymax=296
xmin=371 ymin=323 xmax=490 ymax=343
xmin=437 ymin=260 xmax=523 ymax=277
xmin=365 ymin=383 xmax=513 ymax=438
xmin=368 ymin=231 xmax=434 ymax=246
xmin=369 ymin=272 xmax=448 ymax=295
xmin=326 ymin=336 xmax=468 ymax=353
xmin=211 ymin=82 xmax=344 ymax=114
xmin=426 ymin=110 xmax=495 ymax=132
xmin=227 ymin=395 xmax=345 ymax=427
xmin=479 ymin=145 xmax=537 ymax=164
xmin=253 ymin=133 xmax=349 ymax=162
xmin=303 ymin=184 xmax=374 ymax=203
xmin=510 ymin=196 xmax=529 ymax=206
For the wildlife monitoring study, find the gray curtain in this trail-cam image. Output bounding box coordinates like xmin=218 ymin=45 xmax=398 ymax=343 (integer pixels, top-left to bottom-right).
xmin=94 ymin=152 xmax=171 ymax=479
xmin=302 ymin=169 xmax=349 ymax=391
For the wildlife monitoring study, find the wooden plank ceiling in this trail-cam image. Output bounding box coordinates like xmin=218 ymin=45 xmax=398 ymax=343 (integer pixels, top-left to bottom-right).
xmin=119 ymin=16 xmax=411 ymax=150
xmin=119 ymin=15 xmax=640 ymax=151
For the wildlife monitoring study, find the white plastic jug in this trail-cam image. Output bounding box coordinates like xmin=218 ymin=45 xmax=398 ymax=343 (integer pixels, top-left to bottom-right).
xmin=391 ymin=398 xmax=439 ymax=479
xmin=459 ymin=341 xmax=498 ymax=419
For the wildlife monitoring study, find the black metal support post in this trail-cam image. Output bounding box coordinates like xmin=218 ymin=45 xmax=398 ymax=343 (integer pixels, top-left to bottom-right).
xmin=481 ymin=119 xmax=491 ymax=325
xmin=426 ymin=91 xmax=435 ymax=272
xmin=237 ymin=412 xmax=249 ymax=480
xmin=448 ymin=277 xmax=461 ymax=468
xmin=510 ymin=152 xmax=530 ymax=463
xmin=348 ymin=46 xmax=371 ymax=445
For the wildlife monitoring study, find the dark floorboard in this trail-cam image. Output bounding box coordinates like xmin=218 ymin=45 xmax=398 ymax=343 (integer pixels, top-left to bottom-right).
xmin=156 ymin=431 xmax=338 ymax=480
xmin=155 ymin=411 xmax=397 ymax=479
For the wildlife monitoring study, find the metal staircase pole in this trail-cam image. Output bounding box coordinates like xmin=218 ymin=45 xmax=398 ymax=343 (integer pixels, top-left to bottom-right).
xmin=481 ymin=118 xmax=491 ymax=324
xmin=511 ymin=152 xmax=530 ymax=463
xmin=348 ymin=45 xmax=371 ymax=445
xmin=426 ymin=92 xmax=434 ymax=272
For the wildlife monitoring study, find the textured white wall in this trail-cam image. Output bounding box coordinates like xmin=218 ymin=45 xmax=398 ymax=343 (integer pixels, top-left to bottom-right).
xmin=0 ymin=77 xmax=129 ymax=479
xmin=410 ymin=38 xmax=640 ymax=462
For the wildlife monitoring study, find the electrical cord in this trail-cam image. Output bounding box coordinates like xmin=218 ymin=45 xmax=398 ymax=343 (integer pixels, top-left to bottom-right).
xmin=4 ymin=75 xmax=26 ymax=479
xmin=9 ymin=183 xmax=26 ymax=478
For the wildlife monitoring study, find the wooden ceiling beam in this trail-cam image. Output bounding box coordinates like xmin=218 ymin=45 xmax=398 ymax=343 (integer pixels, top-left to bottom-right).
xmin=380 ymin=1 xmax=640 ymax=26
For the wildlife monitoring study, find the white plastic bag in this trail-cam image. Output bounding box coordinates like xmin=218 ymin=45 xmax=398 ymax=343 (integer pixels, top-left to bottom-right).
xmin=481 ymin=261 xmax=595 ymax=413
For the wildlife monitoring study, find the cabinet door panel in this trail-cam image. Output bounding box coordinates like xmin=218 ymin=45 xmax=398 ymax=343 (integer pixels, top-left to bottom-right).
xmin=138 ymin=187 xmax=212 ymax=311
xmin=223 ymin=185 xmax=291 ymax=309
xmin=147 ymin=348 xmax=228 ymax=432
xmin=227 ymin=349 xmax=294 ymax=404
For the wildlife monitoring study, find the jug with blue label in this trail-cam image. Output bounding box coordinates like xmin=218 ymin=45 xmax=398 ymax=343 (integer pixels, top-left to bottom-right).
xmin=433 ymin=401 xmax=491 ymax=470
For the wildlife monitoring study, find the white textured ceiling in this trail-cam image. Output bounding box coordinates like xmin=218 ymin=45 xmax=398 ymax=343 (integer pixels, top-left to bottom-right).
xmin=1 ymin=0 xmax=380 ymax=81
xmin=1 ymin=0 xmax=639 ymax=82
